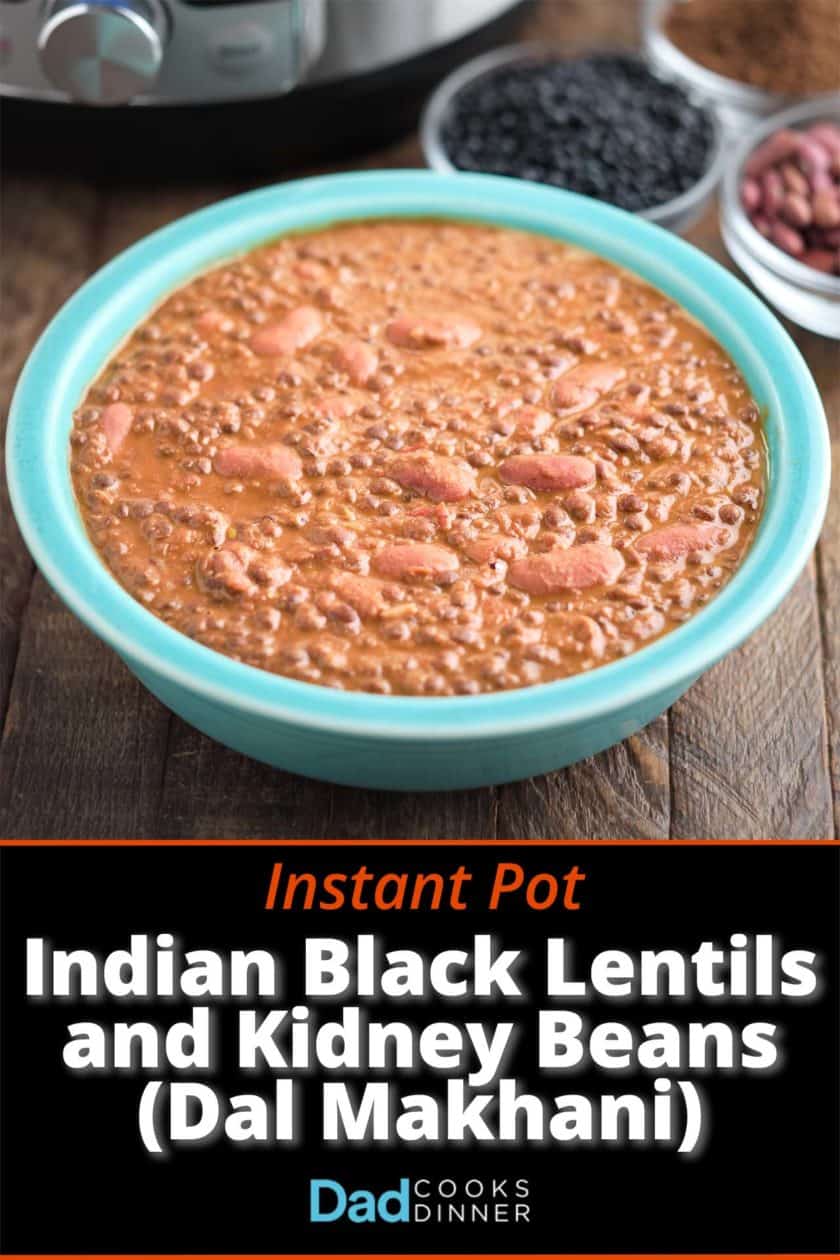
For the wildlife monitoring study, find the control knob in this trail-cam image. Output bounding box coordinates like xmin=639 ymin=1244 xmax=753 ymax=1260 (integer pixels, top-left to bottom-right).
xmin=38 ymin=0 xmax=165 ymax=104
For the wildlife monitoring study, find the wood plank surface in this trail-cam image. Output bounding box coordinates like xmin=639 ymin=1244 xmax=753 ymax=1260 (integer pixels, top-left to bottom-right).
xmin=810 ymin=333 xmax=840 ymax=836
xmin=1 ymin=176 xmax=101 ymax=724
xmin=0 ymin=0 xmax=835 ymax=840
xmin=666 ymin=219 xmax=836 ymax=840
xmin=0 ymin=183 xmax=238 ymax=838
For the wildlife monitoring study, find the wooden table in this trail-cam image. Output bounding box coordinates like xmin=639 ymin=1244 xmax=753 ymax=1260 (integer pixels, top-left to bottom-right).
xmin=1 ymin=1 xmax=837 ymax=839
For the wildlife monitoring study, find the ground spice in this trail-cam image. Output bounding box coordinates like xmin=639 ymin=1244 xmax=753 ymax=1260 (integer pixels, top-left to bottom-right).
xmin=664 ymin=0 xmax=840 ymax=95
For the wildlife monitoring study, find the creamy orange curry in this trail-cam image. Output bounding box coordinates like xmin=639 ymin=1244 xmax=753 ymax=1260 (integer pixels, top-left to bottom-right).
xmin=70 ymin=220 xmax=764 ymax=695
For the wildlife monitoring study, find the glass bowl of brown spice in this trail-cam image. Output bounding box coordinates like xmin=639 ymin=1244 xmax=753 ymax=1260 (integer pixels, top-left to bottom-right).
xmin=643 ymin=0 xmax=840 ymax=135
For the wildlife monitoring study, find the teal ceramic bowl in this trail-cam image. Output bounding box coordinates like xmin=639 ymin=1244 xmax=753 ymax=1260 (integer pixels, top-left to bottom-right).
xmin=7 ymin=172 xmax=830 ymax=790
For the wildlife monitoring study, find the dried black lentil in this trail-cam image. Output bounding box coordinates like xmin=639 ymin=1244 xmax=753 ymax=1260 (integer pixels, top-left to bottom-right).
xmin=440 ymin=53 xmax=715 ymax=213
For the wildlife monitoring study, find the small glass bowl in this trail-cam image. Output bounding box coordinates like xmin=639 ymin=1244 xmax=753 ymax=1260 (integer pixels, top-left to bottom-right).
xmin=719 ymin=95 xmax=840 ymax=339
xmin=642 ymin=0 xmax=790 ymax=136
xmin=420 ymin=42 xmax=726 ymax=236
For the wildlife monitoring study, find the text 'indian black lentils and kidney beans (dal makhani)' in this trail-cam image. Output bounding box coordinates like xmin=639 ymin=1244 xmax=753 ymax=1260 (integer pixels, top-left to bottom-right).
xmin=70 ymin=220 xmax=765 ymax=696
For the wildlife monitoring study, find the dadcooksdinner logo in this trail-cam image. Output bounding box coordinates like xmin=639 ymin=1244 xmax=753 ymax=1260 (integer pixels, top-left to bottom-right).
xmin=309 ymin=1176 xmax=531 ymax=1224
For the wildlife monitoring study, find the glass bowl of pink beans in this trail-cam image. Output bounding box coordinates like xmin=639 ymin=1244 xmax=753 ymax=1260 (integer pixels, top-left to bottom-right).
xmin=720 ymin=94 xmax=840 ymax=338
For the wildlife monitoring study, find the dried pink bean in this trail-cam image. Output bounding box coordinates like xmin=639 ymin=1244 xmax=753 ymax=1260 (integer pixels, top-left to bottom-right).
xmin=807 ymin=123 xmax=840 ymax=156
xmin=780 ymin=162 xmax=809 ymax=197
xmin=809 ymin=166 xmax=835 ymax=193
xmin=813 ymin=189 xmax=840 ymax=229
xmin=744 ymin=129 xmax=800 ymax=177
xmin=802 ymin=249 xmax=837 ymax=273
xmin=740 ymin=177 xmax=762 ymax=212
xmin=796 ymin=134 xmax=832 ymax=176
xmin=761 ymin=168 xmax=785 ymax=215
xmin=770 ymin=221 xmax=805 ymax=257
xmin=782 ymin=193 xmax=812 ymax=228
xmin=750 ymin=214 xmax=773 ymax=237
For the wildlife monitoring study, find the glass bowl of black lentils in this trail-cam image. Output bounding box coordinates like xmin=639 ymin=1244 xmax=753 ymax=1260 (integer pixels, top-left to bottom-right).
xmin=421 ymin=44 xmax=725 ymax=235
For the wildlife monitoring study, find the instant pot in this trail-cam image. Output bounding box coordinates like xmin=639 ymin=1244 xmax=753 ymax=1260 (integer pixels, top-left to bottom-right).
xmin=0 ymin=0 xmax=531 ymax=173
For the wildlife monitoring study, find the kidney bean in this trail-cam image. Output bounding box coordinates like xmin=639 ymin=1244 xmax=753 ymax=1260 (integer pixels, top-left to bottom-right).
xmin=809 ymin=166 xmax=835 ymax=194
xmin=761 ymin=168 xmax=785 ymax=215
xmin=770 ymin=221 xmax=805 ymax=257
xmin=813 ymin=189 xmax=840 ymax=229
xmin=782 ymin=193 xmax=812 ymax=228
xmin=808 ymin=123 xmax=840 ymax=156
xmin=333 ymin=338 xmax=379 ymax=385
xmin=635 ymin=522 xmax=729 ymax=561
xmin=780 ymin=162 xmax=809 ymax=197
xmin=745 ymin=129 xmax=800 ymax=177
xmin=551 ymin=363 xmax=626 ymax=415
xmin=802 ymin=249 xmax=838 ymax=273
xmin=390 ymin=452 xmax=476 ymax=502
xmin=373 ymin=542 xmax=459 ymax=581
xmin=740 ymin=177 xmax=762 ymax=211
xmin=509 ymin=542 xmax=625 ymax=594
xmin=250 ymin=306 xmax=324 ymax=356
xmin=100 ymin=402 xmax=133 ymax=454
xmin=796 ymin=134 xmax=832 ymax=177
xmin=214 ymin=443 xmax=302 ymax=481
xmin=386 ymin=312 xmax=481 ymax=350
xmin=499 ymin=453 xmax=595 ymax=492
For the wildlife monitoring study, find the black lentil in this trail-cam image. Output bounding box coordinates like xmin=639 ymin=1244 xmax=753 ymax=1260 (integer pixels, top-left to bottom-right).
xmin=440 ymin=54 xmax=715 ymax=213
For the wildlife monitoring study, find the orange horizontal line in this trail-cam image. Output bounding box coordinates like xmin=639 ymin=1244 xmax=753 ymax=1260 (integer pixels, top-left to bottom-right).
xmin=1 ymin=839 xmax=837 ymax=847
xmin=8 ymin=1254 xmax=834 ymax=1259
